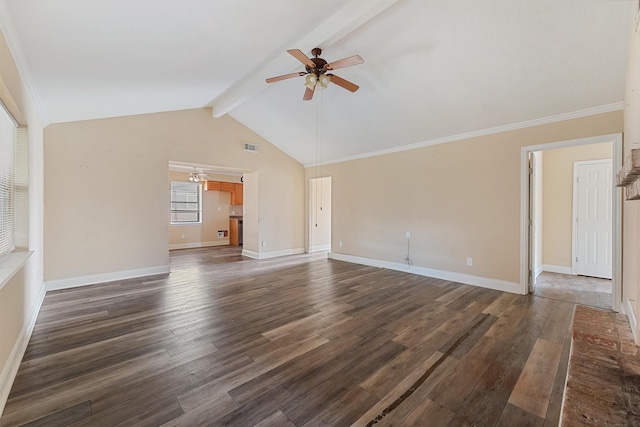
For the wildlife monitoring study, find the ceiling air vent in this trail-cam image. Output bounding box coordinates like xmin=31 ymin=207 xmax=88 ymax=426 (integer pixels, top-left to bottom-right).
xmin=243 ymin=142 xmax=260 ymax=153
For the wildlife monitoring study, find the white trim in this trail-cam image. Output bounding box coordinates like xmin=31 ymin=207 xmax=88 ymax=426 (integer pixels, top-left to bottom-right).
xmin=534 ymin=265 xmax=544 ymax=278
xmin=169 ymin=241 xmax=230 ymax=250
xmin=329 ymin=253 xmax=522 ymax=295
xmin=542 ymin=264 xmax=573 ymax=275
xmin=309 ymin=244 xmax=331 ymax=253
xmin=0 ymin=251 xmax=33 ymax=291
xmin=0 ymin=282 xmax=46 ymax=416
xmin=520 ymin=133 xmax=622 ymax=310
xmin=241 ymin=249 xmax=259 ymax=259
xmin=246 ymin=248 xmax=306 ymax=260
xmin=306 ymin=103 xmax=624 ymax=168
xmin=571 ymin=159 xmax=613 ymax=277
xmin=45 ymin=265 xmax=170 ymax=292
xmin=621 ymin=299 xmax=639 ymax=345
xmin=612 ymin=139 xmax=623 ymax=312
xmin=0 ymin=2 xmax=49 ymax=126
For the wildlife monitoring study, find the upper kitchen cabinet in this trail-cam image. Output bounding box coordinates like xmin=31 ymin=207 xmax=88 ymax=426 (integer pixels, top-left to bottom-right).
xmin=205 ymin=180 xmax=243 ymax=206
xmin=221 ymin=182 xmax=235 ymax=192
xmin=205 ymin=180 xmax=234 ymax=192
xmin=204 ymin=180 xmax=221 ymax=191
xmin=232 ymin=184 xmax=243 ymax=206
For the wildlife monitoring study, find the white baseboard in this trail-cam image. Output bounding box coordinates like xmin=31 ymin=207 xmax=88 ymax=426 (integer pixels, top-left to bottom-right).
xmin=542 ymin=264 xmax=572 ymax=275
xmin=45 ymin=265 xmax=170 ymax=292
xmin=0 ymin=282 xmax=46 ymax=416
xmin=535 ymin=265 xmax=543 ymax=278
xmin=309 ymin=244 xmax=331 ymax=253
xmin=242 ymin=248 xmax=305 ymax=260
xmin=241 ymin=249 xmax=259 ymax=259
xmin=329 ymin=253 xmax=523 ymax=294
xmin=169 ymin=241 xmax=229 ymax=250
xmin=621 ymin=299 xmax=639 ymax=345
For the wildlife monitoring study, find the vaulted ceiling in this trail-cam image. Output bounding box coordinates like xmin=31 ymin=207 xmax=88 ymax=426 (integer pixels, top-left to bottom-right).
xmin=0 ymin=0 xmax=634 ymax=165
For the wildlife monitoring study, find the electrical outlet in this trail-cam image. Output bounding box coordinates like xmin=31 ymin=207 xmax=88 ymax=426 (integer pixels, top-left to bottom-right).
xmin=262 ymin=241 xmax=267 ymax=247
xmin=467 ymin=258 xmax=473 ymax=266
xmin=406 ymin=232 xmax=411 ymax=239
xmin=181 ymin=234 xmax=186 ymax=239
xmin=339 ymin=241 xmax=343 ymax=248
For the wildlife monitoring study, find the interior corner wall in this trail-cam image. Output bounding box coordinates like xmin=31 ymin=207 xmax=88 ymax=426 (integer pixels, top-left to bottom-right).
xmin=623 ymin=4 xmax=640 ymax=340
xmin=308 ymin=111 xmax=622 ymax=285
xmin=308 ymin=176 xmax=332 ymax=252
xmin=0 ymin=30 xmax=45 ymax=415
xmin=43 ymin=109 xmax=304 ymax=282
xmin=168 ymin=171 xmax=232 ymax=248
xmin=541 ymin=142 xmax=612 ymax=270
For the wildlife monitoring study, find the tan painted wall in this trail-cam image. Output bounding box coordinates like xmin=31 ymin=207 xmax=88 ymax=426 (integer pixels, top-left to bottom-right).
xmin=168 ymin=171 xmax=232 ymax=247
xmin=44 ymin=109 xmax=304 ymax=281
xmin=541 ymin=142 xmax=612 ymax=269
xmin=309 ymin=111 xmax=622 ymax=284
xmin=0 ymin=29 xmax=45 ymax=414
xmin=623 ymin=5 xmax=640 ymax=339
xmin=309 ymin=176 xmax=331 ymax=251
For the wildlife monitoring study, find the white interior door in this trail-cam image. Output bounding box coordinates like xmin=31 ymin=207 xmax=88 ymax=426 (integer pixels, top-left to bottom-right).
xmin=575 ymin=160 xmax=612 ymax=279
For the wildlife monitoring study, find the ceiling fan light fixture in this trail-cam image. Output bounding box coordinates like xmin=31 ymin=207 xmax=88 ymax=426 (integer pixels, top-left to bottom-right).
xmin=318 ymin=74 xmax=331 ymax=89
xmin=305 ymin=73 xmax=317 ymax=90
xmin=189 ymin=168 xmax=200 ymax=182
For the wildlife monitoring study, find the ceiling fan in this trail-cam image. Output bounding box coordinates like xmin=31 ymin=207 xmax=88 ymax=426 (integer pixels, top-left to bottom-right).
xmin=265 ymin=48 xmax=363 ymax=101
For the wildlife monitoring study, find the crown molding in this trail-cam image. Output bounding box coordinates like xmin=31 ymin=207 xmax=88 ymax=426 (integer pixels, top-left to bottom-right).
xmin=305 ymin=102 xmax=624 ymax=168
xmin=0 ymin=1 xmax=49 ymax=126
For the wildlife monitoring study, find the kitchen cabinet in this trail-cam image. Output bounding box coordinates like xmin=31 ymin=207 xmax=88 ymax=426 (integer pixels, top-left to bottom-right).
xmin=230 ymin=218 xmax=239 ymax=246
xmin=232 ymin=184 xmax=243 ymax=205
xmin=221 ymin=182 xmax=235 ymax=192
xmin=205 ymin=181 xmax=243 ymax=206
xmin=204 ymin=180 xmax=222 ymax=191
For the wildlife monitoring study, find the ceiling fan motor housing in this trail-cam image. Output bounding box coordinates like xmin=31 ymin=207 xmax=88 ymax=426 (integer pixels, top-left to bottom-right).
xmin=306 ymin=57 xmax=328 ymax=76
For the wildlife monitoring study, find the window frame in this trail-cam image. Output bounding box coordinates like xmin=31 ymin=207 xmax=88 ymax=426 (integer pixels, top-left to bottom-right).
xmin=0 ymin=100 xmax=17 ymax=257
xmin=170 ymin=180 xmax=202 ymax=225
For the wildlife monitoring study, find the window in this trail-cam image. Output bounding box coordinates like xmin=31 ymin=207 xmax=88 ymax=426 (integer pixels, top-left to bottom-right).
xmin=170 ymin=181 xmax=201 ymax=224
xmin=0 ymin=101 xmax=17 ymax=257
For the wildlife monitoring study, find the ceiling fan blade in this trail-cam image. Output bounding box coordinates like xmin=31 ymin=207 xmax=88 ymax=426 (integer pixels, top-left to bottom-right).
xmin=303 ymin=85 xmax=315 ymax=101
xmin=327 ymin=74 xmax=359 ymax=92
xmin=324 ymin=55 xmax=364 ymax=71
xmin=287 ymin=49 xmax=315 ymax=68
xmin=265 ymin=72 xmax=305 ymax=84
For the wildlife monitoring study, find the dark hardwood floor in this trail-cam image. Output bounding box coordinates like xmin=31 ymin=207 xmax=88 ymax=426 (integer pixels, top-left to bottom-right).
xmin=1 ymin=247 xmax=575 ymax=426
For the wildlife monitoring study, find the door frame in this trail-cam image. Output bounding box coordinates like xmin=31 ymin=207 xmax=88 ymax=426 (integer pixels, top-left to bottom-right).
xmin=571 ymin=159 xmax=613 ymax=277
xmin=520 ymin=133 xmax=622 ymax=311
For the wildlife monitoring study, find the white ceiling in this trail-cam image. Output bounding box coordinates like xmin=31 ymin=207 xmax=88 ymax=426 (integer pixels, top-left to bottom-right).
xmin=1 ymin=0 xmax=634 ymax=166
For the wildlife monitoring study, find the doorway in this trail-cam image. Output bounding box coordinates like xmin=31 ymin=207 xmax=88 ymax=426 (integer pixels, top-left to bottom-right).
xmin=521 ymin=134 xmax=621 ymax=311
xmin=309 ymin=176 xmax=331 ymax=253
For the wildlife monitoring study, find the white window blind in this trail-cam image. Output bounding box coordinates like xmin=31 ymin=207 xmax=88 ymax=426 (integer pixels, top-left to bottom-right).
xmin=0 ymin=102 xmax=16 ymax=256
xmin=170 ymin=181 xmax=201 ymax=224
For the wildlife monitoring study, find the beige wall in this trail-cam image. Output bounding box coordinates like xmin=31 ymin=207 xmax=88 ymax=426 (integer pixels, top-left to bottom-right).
xmin=0 ymin=30 xmax=45 ymax=414
xmin=44 ymin=109 xmax=304 ymax=281
xmin=623 ymin=6 xmax=640 ymax=339
xmin=309 ymin=176 xmax=332 ymax=251
xmin=541 ymin=142 xmax=612 ymax=269
xmin=309 ymin=111 xmax=622 ymax=285
xmin=168 ymin=171 xmax=232 ymax=248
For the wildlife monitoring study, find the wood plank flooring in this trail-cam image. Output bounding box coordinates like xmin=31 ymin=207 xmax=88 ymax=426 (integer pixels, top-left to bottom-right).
xmin=1 ymin=247 xmax=576 ymax=426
